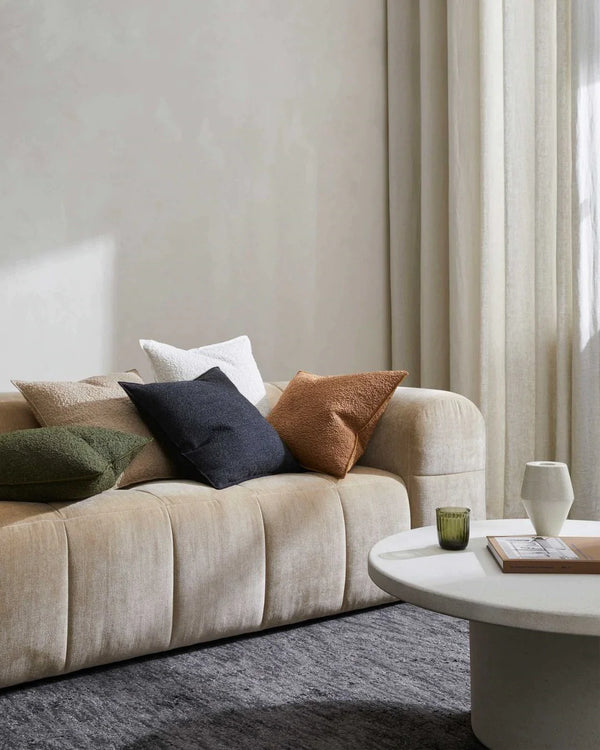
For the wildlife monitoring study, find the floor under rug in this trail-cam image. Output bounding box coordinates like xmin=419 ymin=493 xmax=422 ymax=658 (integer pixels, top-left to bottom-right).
xmin=0 ymin=603 xmax=485 ymax=750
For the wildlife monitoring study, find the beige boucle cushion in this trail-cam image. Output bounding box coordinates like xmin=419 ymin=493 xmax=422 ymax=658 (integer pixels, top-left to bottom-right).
xmin=267 ymin=370 xmax=408 ymax=478
xmin=13 ymin=372 xmax=178 ymax=487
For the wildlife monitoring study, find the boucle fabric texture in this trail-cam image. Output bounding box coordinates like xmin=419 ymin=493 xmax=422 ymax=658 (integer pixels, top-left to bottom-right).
xmin=139 ymin=335 xmax=270 ymax=415
xmin=120 ymin=367 xmax=301 ymax=489
xmin=268 ymin=370 xmax=408 ymax=477
xmin=13 ymin=372 xmax=178 ymax=487
xmin=0 ymin=426 xmax=150 ymax=501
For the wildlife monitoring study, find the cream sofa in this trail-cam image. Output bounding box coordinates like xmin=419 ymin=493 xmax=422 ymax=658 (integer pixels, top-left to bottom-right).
xmin=0 ymin=383 xmax=485 ymax=689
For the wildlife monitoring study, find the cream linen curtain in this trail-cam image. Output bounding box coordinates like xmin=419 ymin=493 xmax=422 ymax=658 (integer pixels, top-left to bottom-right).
xmin=387 ymin=0 xmax=600 ymax=520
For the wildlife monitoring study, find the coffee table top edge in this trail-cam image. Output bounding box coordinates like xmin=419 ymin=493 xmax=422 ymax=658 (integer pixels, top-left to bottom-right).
xmin=368 ymin=519 xmax=600 ymax=636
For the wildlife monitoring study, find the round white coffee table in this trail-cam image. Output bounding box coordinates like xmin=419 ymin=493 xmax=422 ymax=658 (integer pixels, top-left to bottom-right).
xmin=368 ymin=519 xmax=600 ymax=750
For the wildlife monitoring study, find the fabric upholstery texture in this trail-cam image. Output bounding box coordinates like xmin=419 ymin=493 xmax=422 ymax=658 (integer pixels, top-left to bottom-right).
xmin=0 ymin=393 xmax=39 ymax=432
xmin=268 ymin=381 xmax=487 ymax=527
xmin=359 ymin=386 xmax=486 ymax=526
xmin=0 ymin=466 xmax=408 ymax=688
xmin=0 ymin=426 xmax=150 ymax=501
xmin=0 ymin=507 xmax=68 ymax=686
xmin=140 ymin=335 xmax=270 ymax=416
xmin=13 ymin=372 xmax=178 ymax=487
xmin=267 ymin=370 xmax=408 ymax=477
xmin=120 ymin=368 xmax=301 ymax=489
xmin=0 ymin=383 xmax=485 ymax=689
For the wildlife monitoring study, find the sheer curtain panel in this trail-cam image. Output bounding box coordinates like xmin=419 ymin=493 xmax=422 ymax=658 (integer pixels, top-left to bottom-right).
xmin=387 ymin=0 xmax=600 ymax=520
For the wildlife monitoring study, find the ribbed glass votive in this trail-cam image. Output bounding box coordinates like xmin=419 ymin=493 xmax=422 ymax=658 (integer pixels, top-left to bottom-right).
xmin=436 ymin=507 xmax=470 ymax=550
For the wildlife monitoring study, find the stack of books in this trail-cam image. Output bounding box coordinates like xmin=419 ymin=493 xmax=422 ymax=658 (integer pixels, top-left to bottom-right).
xmin=487 ymin=535 xmax=600 ymax=574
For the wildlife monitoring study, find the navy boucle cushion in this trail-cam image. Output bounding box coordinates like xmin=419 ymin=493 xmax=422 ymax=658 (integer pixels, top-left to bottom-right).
xmin=119 ymin=367 xmax=301 ymax=489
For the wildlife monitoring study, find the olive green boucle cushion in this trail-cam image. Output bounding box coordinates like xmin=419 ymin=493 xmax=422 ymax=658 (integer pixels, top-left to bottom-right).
xmin=0 ymin=426 xmax=151 ymax=501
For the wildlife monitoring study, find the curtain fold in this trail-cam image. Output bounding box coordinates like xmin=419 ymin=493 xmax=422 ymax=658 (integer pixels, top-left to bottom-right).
xmin=572 ymin=0 xmax=600 ymax=520
xmin=388 ymin=0 xmax=600 ymax=521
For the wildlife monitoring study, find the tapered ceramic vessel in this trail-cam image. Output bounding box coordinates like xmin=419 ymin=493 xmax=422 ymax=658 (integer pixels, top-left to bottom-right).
xmin=520 ymin=461 xmax=574 ymax=536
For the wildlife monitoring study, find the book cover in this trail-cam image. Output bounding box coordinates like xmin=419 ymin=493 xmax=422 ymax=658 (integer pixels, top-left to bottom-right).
xmin=486 ymin=535 xmax=600 ymax=574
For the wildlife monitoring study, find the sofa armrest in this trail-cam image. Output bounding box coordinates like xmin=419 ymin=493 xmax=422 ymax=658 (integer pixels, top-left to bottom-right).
xmin=266 ymin=382 xmax=486 ymax=528
xmin=358 ymin=387 xmax=486 ymax=527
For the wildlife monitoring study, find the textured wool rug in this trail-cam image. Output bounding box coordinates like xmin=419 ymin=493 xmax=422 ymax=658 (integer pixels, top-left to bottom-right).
xmin=0 ymin=603 xmax=484 ymax=749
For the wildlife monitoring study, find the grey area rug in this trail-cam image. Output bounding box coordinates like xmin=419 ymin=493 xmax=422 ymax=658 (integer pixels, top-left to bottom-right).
xmin=0 ymin=603 xmax=484 ymax=750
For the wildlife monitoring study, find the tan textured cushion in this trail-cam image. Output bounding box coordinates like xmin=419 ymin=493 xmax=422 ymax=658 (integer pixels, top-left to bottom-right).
xmin=267 ymin=370 xmax=408 ymax=477
xmin=13 ymin=372 xmax=178 ymax=487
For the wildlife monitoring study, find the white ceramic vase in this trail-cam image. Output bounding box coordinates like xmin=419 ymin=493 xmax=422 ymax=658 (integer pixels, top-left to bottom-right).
xmin=520 ymin=461 xmax=574 ymax=536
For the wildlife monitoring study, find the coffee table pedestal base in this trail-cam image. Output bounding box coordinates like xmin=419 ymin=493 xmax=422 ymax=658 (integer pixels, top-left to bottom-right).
xmin=470 ymin=621 xmax=600 ymax=750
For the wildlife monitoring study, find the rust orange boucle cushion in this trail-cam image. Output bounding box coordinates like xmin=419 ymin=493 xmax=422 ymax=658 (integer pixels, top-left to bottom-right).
xmin=267 ymin=369 xmax=408 ymax=478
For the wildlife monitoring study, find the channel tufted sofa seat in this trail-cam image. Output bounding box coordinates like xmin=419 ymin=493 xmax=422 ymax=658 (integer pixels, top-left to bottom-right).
xmin=0 ymin=382 xmax=485 ymax=689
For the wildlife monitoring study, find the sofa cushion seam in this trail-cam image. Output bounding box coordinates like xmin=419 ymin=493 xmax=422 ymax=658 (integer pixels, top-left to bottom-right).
xmin=134 ymin=489 xmax=176 ymax=649
xmin=255 ymin=492 xmax=268 ymax=630
xmin=335 ymin=485 xmax=350 ymax=612
xmin=61 ymin=517 xmax=71 ymax=674
xmin=0 ymin=504 xmax=171 ymax=530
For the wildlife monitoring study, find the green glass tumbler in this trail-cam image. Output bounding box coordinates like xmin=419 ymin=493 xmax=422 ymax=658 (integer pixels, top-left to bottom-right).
xmin=436 ymin=507 xmax=470 ymax=550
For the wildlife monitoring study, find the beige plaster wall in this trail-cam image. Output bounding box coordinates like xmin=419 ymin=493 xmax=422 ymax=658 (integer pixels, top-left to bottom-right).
xmin=0 ymin=0 xmax=390 ymax=389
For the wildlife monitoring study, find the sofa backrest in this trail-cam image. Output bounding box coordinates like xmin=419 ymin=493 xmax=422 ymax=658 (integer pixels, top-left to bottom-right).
xmin=0 ymin=393 xmax=38 ymax=433
xmin=264 ymin=382 xmax=286 ymax=412
xmin=0 ymin=382 xmax=288 ymax=434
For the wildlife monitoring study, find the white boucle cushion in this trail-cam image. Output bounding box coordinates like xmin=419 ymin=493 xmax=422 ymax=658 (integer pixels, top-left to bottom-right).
xmin=139 ymin=335 xmax=269 ymax=415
